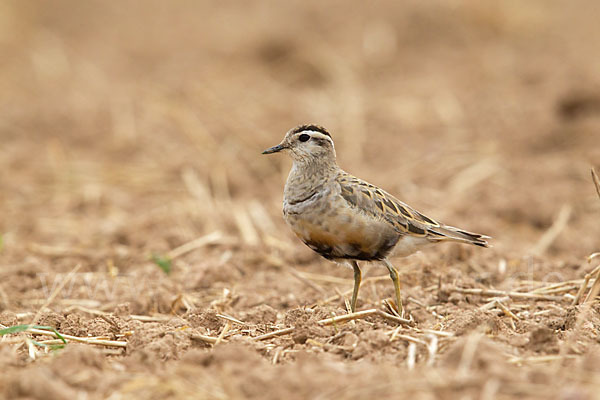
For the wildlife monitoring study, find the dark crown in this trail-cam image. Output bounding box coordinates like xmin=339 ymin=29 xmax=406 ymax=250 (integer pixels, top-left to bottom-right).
xmin=291 ymin=124 xmax=331 ymax=139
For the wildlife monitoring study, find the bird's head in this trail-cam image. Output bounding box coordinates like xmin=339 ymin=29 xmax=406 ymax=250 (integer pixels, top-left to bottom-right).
xmin=262 ymin=124 xmax=336 ymax=163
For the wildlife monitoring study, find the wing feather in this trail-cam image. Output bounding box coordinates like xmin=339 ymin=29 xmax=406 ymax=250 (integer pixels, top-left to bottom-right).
xmin=337 ymin=172 xmax=489 ymax=247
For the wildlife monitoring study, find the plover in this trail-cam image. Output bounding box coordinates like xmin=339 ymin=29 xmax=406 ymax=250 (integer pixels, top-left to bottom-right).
xmin=263 ymin=124 xmax=489 ymax=315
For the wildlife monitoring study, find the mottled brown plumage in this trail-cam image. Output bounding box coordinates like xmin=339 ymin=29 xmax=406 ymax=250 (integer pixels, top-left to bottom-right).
xmin=263 ymin=124 xmax=489 ymax=315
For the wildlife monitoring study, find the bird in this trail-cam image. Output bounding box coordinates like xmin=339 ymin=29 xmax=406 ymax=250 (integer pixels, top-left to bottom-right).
xmin=262 ymin=124 xmax=489 ymax=315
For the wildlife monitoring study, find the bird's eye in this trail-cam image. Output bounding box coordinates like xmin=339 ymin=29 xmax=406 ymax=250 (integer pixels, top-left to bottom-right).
xmin=298 ymin=134 xmax=310 ymax=142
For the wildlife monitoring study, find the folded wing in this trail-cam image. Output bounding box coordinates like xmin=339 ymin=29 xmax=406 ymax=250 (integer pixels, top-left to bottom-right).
xmin=337 ymin=173 xmax=489 ymax=248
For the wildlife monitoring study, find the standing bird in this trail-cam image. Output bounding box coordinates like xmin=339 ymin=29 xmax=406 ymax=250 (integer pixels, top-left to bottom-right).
xmin=263 ymin=124 xmax=489 ymax=315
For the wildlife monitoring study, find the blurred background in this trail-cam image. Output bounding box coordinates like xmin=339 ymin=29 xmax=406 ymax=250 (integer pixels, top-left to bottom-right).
xmin=2 ymin=2 xmax=600 ymax=397
xmin=1 ymin=0 xmax=599 ymax=272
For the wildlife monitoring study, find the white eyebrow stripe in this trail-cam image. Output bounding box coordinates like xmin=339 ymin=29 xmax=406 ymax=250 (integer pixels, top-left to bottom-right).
xmin=307 ymin=132 xmax=334 ymax=144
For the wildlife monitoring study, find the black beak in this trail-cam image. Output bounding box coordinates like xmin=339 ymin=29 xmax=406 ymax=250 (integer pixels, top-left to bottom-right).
xmin=262 ymin=144 xmax=286 ymax=154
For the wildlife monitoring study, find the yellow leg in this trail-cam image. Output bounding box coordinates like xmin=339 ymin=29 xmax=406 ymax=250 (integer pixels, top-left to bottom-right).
xmin=382 ymin=259 xmax=403 ymax=316
xmin=350 ymin=260 xmax=362 ymax=313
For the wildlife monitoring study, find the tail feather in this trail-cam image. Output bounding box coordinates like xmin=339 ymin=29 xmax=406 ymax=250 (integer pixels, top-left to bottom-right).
xmin=431 ymin=225 xmax=490 ymax=247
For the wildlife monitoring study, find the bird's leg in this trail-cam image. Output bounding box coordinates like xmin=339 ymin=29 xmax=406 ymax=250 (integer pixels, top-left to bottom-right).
xmin=382 ymin=259 xmax=403 ymax=317
xmin=350 ymin=260 xmax=362 ymax=313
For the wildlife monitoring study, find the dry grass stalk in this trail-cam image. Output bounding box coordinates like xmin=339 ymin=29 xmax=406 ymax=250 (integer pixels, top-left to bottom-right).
xmin=305 ymin=338 xmax=325 ymax=348
xmin=571 ymin=265 xmax=600 ymax=306
xmin=247 ymin=200 xmax=277 ymax=237
xmin=317 ymin=309 xmax=379 ymax=326
xmin=583 ymin=266 xmax=600 ymax=303
xmin=216 ymin=314 xmax=245 ymax=325
xmin=318 ymin=309 xmax=413 ymax=326
xmin=27 ymin=327 xmax=126 ymax=347
xmin=37 ymin=335 xmax=114 ymax=346
xmin=0 ymin=285 xmax=9 ymax=309
xmin=448 ymin=159 xmax=498 ymax=195
xmin=407 ymin=342 xmax=417 ymax=370
xmin=377 ymin=309 xmax=414 ymax=325
xmin=495 ymin=300 xmax=520 ymax=320
xmin=388 ymin=326 xmax=402 ymax=342
xmin=254 ymin=308 xmax=413 ymax=341
xmin=383 ymin=298 xmax=402 ymax=317
xmin=531 ymin=280 xmax=580 ymax=294
xmin=181 ymin=166 xmax=215 ymax=209
xmin=508 ymin=354 xmax=578 ymax=364
xmin=253 ymin=327 xmax=295 ymax=341
xmin=479 ymin=296 xmax=510 ymax=311
xmin=592 ymin=168 xmax=600 ymax=199
xmin=37 ymin=339 xmax=72 ymax=345
xmin=295 ymin=270 xmax=352 ymax=285
xmin=25 ymin=337 xmax=37 ymax=360
xmin=406 ymin=297 xmax=427 ymax=308
xmin=407 ymin=298 xmax=445 ymax=320
xmin=30 ymin=263 xmax=82 ymax=326
xmin=190 ymin=333 xmax=221 ymax=345
xmin=25 ymin=298 xmax=102 ymax=308
xmin=130 ymin=314 xmax=172 ymax=322
xmin=317 ymin=275 xmax=396 ymax=304
xmin=391 ymin=333 xmax=427 ymax=346
xmin=167 ymin=231 xmax=223 ymax=259
xmin=271 ymin=347 xmax=282 ymax=365
xmin=481 ymin=379 xmax=501 ymax=400
xmin=214 ymin=322 xmax=231 ymax=346
xmin=457 ymin=334 xmax=482 ymax=378
xmin=288 ymin=268 xmax=326 ymax=295
xmin=451 ymin=287 xmax=566 ymax=301
xmin=534 ymin=284 xmax=580 ymax=295
xmin=388 ymin=327 xmax=451 ymax=347
xmin=530 ymin=204 xmax=572 ymax=256
xmin=344 ymin=298 xmax=354 ymax=317
xmin=363 ymin=309 xmax=412 ymax=325
xmin=233 ymin=206 xmax=260 ymax=246
xmin=318 ymin=289 xmax=351 ymax=307
xmin=263 ymin=234 xmax=294 ymax=252
xmin=560 ymin=263 xmax=600 ymax=367
xmin=59 ymin=305 xmax=173 ymax=322
xmin=426 ymin=334 xmax=439 ymax=367
xmin=415 ymin=328 xmax=455 ymax=338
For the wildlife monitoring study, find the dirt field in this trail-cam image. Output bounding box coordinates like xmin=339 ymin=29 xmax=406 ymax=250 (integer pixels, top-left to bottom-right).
xmin=1 ymin=1 xmax=600 ymax=399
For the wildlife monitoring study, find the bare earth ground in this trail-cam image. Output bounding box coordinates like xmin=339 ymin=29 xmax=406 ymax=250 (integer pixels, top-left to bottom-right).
xmin=1 ymin=1 xmax=600 ymax=399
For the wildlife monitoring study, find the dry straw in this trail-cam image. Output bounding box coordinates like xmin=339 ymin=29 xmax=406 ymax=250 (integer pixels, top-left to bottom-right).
xmin=253 ymin=308 xmax=413 ymax=341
